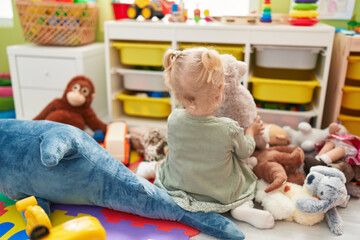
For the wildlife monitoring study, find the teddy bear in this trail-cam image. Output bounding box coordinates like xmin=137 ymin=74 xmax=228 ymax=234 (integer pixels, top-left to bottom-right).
xmin=255 ymin=179 xmax=325 ymax=225
xmin=215 ymin=54 xmax=267 ymax=151
xmin=0 ymin=119 xmax=245 ymax=240
xmin=252 ymin=146 xmax=306 ymax=193
xmin=296 ymin=166 xmax=349 ymax=235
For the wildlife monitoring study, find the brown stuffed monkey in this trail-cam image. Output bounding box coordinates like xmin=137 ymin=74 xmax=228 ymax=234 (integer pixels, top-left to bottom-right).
xmin=33 ymin=75 xmax=107 ymax=133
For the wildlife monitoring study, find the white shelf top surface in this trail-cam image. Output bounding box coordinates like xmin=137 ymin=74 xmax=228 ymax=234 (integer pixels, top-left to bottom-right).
xmin=106 ymin=19 xmax=334 ymax=33
xmin=7 ymin=42 xmax=105 ymax=58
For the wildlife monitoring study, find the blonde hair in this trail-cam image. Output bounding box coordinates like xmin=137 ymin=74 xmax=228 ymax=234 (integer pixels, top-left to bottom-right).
xmin=163 ymin=47 xmax=224 ymax=115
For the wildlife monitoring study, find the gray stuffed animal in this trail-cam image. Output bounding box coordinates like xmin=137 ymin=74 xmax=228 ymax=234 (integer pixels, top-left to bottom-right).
xmin=296 ymin=166 xmax=349 ymax=235
xmin=215 ymin=54 xmax=267 ymax=153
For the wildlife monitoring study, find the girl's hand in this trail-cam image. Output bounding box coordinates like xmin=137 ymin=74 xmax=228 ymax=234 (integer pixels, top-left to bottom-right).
xmin=245 ymin=116 xmax=264 ymax=136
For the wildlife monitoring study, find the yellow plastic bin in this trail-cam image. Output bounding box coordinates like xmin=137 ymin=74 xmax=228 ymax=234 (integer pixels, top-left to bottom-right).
xmin=346 ymin=55 xmax=360 ymax=80
xmin=179 ymin=44 xmax=244 ymax=61
xmin=341 ymin=85 xmax=360 ymax=110
xmin=116 ymin=91 xmax=171 ymax=118
xmin=249 ymin=68 xmax=320 ymax=104
xmin=112 ymin=42 xmax=171 ymax=67
xmin=338 ymin=114 xmax=360 ymax=136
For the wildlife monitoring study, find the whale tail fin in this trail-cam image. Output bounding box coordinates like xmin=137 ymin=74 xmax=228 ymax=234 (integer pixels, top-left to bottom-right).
xmin=180 ymin=211 xmax=245 ymax=240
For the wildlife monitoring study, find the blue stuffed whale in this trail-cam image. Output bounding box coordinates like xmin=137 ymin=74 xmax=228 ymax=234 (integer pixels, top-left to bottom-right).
xmin=0 ymin=119 xmax=245 ymax=240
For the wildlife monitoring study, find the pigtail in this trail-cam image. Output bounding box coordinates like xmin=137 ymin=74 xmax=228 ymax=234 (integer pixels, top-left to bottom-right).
xmin=163 ymin=49 xmax=176 ymax=72
xmin=201 ymin=49 xmax=223 ymax=84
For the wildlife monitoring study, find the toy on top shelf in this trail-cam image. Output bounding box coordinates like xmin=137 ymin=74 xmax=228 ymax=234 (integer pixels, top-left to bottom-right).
xmin=112 ymin=2 xmax=131 ymax=20
xmin=289 ymin=0 xmax=319 ymax=26
xmin=260 ymin=0 xmax=272 ymax=23
xmin=194 ymin=5 xmax=200 ymax=23
xmin=16 ymin=196 xmax=106 ymax=240
xmin=33 ymin=75 xmax=107 ymax=134
xmin=204 ymin=10 xmax=212 ymax=22
xmin=127 ymin=0 xmax=175 ymax=20
xmin=216 ymin=12 xmax=289 ymax=25
xmin=168 ymin=3 xmax=186 ymax=22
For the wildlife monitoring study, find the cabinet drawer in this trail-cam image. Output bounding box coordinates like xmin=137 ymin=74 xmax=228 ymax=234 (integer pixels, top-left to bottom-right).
xmin=20 ymin=88 xmax=63 ymax=120
xmin=16 ymin=56 xmax=77 ymax=89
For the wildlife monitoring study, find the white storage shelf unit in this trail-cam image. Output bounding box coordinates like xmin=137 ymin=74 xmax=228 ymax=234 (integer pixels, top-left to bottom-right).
xmin=104 ymin=20 xmax=334 ymax=129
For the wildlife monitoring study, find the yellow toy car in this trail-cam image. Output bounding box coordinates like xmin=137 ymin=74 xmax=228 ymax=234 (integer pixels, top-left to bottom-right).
xmin=127 ymin=0 xmax=174 ymax=20
xmin=16 ymin=196 xmax=106 ymax=240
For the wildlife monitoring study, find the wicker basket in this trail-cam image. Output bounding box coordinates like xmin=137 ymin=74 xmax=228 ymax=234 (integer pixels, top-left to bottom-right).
xmin=16 ymin=0 xmax=98 ymax=46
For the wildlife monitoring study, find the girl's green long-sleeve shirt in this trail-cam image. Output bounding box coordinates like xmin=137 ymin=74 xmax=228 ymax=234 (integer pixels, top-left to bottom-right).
xmin=154 ymin=109 xmax=258 ymax=213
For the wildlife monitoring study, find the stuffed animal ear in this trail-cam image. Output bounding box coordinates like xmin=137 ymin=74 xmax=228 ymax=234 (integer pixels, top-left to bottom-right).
xmin=40 ymin=131 xmax=74 ymax=167
xmin=298 ymin=122 xmax=312 ymax=134
xmin=296 ymin=197 xmax=331 ymax=214
xmin=276 ymin=135 xmax=285 ymax=140
xmin=310 ymin=166 xmax=346 ymax=184
xmin=237 ymin=61 xmax=248 ymax=76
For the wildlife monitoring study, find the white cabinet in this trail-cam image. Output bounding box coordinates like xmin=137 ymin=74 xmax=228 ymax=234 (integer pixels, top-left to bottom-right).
xmin=7 ymin=43 xmax=107 ymax=120
xmin=104 ymin=20 xmax=334 ymax=129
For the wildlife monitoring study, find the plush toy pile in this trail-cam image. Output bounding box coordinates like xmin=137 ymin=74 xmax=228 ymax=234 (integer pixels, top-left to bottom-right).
xmin=213 ymin=53 xmax=358 ymax=236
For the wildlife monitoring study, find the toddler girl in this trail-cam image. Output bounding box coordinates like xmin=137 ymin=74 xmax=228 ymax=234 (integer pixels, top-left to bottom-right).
xmin=154 ymin=48 xmax=274 ymax=229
